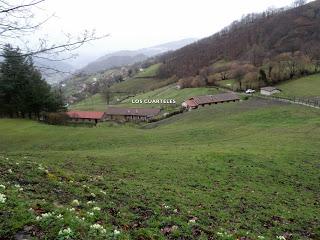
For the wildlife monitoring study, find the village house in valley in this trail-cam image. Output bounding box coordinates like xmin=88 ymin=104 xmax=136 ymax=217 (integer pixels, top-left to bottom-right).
xmin=105 ymin=107 xmax=161 ymax=122
xmin=260 ymin=87 xmax=281 ymax=96
xmin=66 ymin=111 xmax=106 ymax=124
xmin=182 ymin=93 xmax=240 ymax=110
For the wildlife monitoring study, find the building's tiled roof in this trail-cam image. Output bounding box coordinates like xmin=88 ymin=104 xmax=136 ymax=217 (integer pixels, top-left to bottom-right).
xmin=189 ymin=93 xmax=240 ymax=105
xmin=185 ymin=100 xmax=198 ymax=108
xmin=66 ymin=111 xmax=105 ymax=120
xmin=105 ymin=107 xmax=160 ymax=117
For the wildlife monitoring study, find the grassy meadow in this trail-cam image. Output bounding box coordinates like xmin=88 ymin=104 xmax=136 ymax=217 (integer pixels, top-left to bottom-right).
xmin=276 ymin=74 xmax=320 ymax=100
xmin=1 ymin=98 xmax=319 ymax=239
xmin=71 ymin=85 xmax=223 ymax=111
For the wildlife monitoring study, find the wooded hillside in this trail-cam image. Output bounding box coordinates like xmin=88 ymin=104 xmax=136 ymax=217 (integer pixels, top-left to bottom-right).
xmin=158 ymin=0 xmax=320 ymax=86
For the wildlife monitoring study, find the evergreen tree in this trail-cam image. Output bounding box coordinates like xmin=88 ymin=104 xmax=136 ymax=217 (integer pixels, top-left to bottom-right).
xmin=0 ymin=44 xmax=65 ymax=118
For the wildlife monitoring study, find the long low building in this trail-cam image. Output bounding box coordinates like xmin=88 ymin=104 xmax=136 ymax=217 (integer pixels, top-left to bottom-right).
xmin=105 ymin=107 xmax=161 ymax=122
xmin=182 ymin=93 xmax=240 ymax=110
xmin=66 ymin=111 xmax=106 ymax=123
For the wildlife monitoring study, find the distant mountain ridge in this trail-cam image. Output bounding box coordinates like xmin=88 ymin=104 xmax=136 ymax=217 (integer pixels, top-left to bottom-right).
xmin=79 ymin=38 xmax=197 ymax=74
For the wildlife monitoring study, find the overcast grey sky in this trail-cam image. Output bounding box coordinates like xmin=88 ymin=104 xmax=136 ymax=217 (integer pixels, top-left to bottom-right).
xmin=32 ymin=0 xmax=301 ymax=66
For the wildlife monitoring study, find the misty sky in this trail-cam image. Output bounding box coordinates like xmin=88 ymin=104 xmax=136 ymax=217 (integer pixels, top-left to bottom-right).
xmin=32 ymin=0 xmax=301 ymax=67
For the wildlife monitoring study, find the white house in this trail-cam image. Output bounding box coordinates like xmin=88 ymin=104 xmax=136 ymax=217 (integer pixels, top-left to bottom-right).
xmin=260 ymin=87 xmax=281 ymax=96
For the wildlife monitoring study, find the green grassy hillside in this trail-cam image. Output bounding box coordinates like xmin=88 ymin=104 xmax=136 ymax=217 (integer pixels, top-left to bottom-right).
xmin=1 ymin=98 xmax=319 ymax=239
xmin=276 ymin=74 xmax=320 ymax=100
xmin=119 ymin=85 xmax=222 ymax=109
xmin=71 ymin=94 xmax=106 ymax=111
xmin=71 ymin=84 xmax=223 ymax=111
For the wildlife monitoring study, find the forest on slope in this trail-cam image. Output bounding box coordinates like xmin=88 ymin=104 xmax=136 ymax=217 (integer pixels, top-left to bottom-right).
xmin=157 ymin=0 xmax=320 ymax=90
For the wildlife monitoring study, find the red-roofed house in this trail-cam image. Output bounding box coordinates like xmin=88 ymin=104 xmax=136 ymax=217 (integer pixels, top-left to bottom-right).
xmin=66 ymin=111 xmax=106 ymax=124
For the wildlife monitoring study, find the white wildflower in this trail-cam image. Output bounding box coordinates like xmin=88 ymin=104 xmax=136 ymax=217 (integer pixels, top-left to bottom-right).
xmin=67 ymin=208 xmax=75 ymax=212
xmin=114 ymin=229 xmax=121 ymax=235
xmin=82 ymin=185 xmax=87 ymax=188
xmin=56 ymin=214 xmax=63 ymax=219
xmin=16 ymin=162 xmax=19 ymax=165
xmin=276 ymin=236 xmax=286 ymax=240
xmin=90 ymin=224 xmax=106 ymax=234
xmin=14 ymin=184 xmax=23 ymax=191
xmin=6 ymin=157 xmax=9 ymax=160
xmin=92 ymin=206 xmax=101 ymax=211
xmin=87 ymin=201 xmax=95 ymax=205
xmin=8 ymin=169 xmax=13 ymax=174
xmin=71 ymin=199 xmax=80 ymax=206
xmin=189 ymin=219 xmax=196 ymax=223
xmin=38 ymin=165 xmax=45 ymax=171
xmin=0 ymin=193 xmax=6 ymax=203
xmin=99 ymin=190 xmax=107 ymax=195
xmin=75 ymin=216 xmax=85 ymax=221
xmin=258 ymin=236 xmax=265 ymax=239
xmin=87 ymin=211 xmax=94 ymax=216
xmin=90 ymin=193 xmax=96 ymax=197
xmin=0 ymin=184 xmax=5 ymax=190
xmin=36 ymin=212 xmax=53 ymax=220
xmin=58 ymin=227 xmax=73 ymax=238
xmin=44 ymin=169 xmax=49 ymax=174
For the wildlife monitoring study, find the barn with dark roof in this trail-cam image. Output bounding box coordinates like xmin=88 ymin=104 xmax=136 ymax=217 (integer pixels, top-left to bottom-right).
xmin=182 ymin=93 xmax=240 ymax=110
xmin=105 ymin=107 xmax=160 ymax=122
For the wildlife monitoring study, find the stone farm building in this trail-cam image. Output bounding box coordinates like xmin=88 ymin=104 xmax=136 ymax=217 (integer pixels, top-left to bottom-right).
xmin=66 ymin=111 xmax=106 ymax=124
xmin=260 ymin=87 xmax=281 ymax=96
xmin=182 ymin=93 xmax=240 ymax=110
xmin=105 ymin=107 xmax=161 ymax=122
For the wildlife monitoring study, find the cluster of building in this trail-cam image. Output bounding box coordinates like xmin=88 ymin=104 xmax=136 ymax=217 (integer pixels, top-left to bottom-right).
xmin=66 ymin=88 xmax=281 ymax=124
xmin=66 ymin=93 xmax=242 ymax=123
xmin=66 ymin=107 xmax=161 ymax=123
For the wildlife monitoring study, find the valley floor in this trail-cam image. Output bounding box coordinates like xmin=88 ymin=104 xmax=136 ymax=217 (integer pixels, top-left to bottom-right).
xmin=0 ymin=98 xmax=319 ymax=239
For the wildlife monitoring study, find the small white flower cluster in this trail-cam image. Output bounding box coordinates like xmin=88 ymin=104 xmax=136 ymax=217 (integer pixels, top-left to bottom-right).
xmin=258 ymin=236 xmax=265 ymax=239
xmin=114 ymin=229 xmax=121 ymax=235
xmin=8 ymin=169 xmax=13 ymax=174
xmin=72 ymin=199 xmax=80 ymax=206
xmin=36 ymin=212 xmax=54 ymax=221
xmin=87 ymin=211 xmax=94 ymax=216
xmin=90 ymin=193 xmax=96 ymax=197
xmin=188 ymin=217 xmax=198 ymax=224
xmin=75 ymin=216 xmax=85 ymax=221
xmin=99 ymin=190 xmax=107 ymax=195
xmin=0 ymin=184 xmax=5 ymax=190
xmin=87 ymin=201 xmax=95 ymax=205
xmin=0 ymin=193 xmax=6 ymax=203
xmin=92 ymin=207 xmax=101 ymax=211
xmin=38 ymin=164 xmax=49 ymax=173
xmin=38 ymin=165 xmax=45 ymax=171
xmin=217 ymin=231 xmax=233 ymax=238
xmin=14 ymin=184 xmax=23 ymax=191
xmin=56 ymin=214 xmax=63 ymax=220
xmin=58 ymin=227 xmax=73 ymax=239
xmin=90 ymin=223 xmax=107 ymax=234
xmin=276 ymin=236 xmax=286 ymax=240
xmin=67 ymin=208 xmax=75 ymax=212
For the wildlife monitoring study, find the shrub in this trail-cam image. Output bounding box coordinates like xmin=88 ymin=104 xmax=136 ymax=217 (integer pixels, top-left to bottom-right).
xmin=42 ymin=112 xmax=70 ymax=125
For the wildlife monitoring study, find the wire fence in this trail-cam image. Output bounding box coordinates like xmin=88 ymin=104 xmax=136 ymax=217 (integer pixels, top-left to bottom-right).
xmin=262 ymin=95 xmax=320 ymax=109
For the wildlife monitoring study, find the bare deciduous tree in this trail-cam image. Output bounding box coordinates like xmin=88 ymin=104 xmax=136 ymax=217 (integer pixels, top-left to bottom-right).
xmin=0 ymin=0 xmax=108 ymax=69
